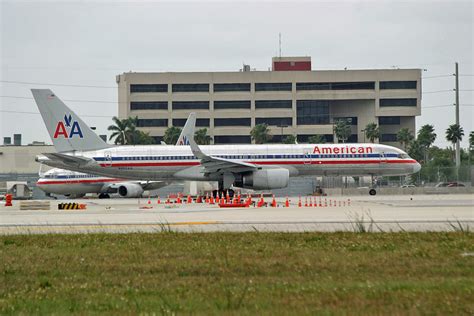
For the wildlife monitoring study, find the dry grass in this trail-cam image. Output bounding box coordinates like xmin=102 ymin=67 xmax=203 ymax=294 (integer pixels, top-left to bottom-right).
xmin=1 ymin=232 xmax=473 ymax=315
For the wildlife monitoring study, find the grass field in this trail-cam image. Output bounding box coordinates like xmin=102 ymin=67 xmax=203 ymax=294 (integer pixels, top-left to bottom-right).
xmin=1 ymin=232 xmax=473 ymax=315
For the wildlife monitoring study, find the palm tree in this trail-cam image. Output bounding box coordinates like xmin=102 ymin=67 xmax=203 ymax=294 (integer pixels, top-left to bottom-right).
xmin=251 ymin=124 xmax=272 ymax=144
xmin=333 ymin=120 xmax=351 ymax=143
xmin=194 ymin=128 xmax=213 ymax=145
xmin=108 ymin=116 xmax=133 ymax=145
xmin=163 ymin=126 xmax=182 ymax=145
xmin=364 ymin=123 xmax=380 ymax=143
xmin=397 ymin=128 xmax=414 ymax=150
xmin=445 ymin=124 xmax=464 ymax=145
xmin=282 ymin=135 xmax=297 ymax=144
xmin=308 ymin=135 xmax=326 ymax=144
xmin=417 ymin=124 xmax=437 ymax=162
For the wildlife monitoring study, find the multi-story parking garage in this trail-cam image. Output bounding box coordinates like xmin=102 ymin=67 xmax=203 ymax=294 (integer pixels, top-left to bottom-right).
xmin=117 ymin=57 xmax=421 ymax=147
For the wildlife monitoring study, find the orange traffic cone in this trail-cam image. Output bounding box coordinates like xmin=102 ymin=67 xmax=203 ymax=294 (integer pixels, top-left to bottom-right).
xmin=187 ymin=195 xmax=192 ymax=204
xmin=157 ymin=196 xmax=161 ymax=204
xmin=285 ymin=196 xmax=290 ymax=208
xmin=147 ymin=197 xmax=151 ymax=205
xmin=329 ymin=200 xmax=332 ymax=207
xmin=304 ymin=197 xmax=308 ymax=207
xmin=298 ymin=196 xmax=302 ymax=208
xmin=210 ymin=195 xmax=215 ymax=204
xmin=271 ymin=195 xmax=277 ymax=207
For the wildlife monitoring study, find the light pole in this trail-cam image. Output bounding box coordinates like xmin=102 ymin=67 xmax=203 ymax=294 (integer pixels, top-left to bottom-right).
xmin=361 ymin=129 xmax=366 ymax=143
xmin=277 ymin=124 xmax=288 ymax=143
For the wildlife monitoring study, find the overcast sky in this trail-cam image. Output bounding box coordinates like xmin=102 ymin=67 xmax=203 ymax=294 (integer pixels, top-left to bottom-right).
xmin=1 ymin=0 xmax=473 ymax=148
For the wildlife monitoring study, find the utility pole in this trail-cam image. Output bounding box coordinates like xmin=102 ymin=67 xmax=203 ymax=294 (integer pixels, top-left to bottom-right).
xmin=455 ymin=62 xmax=461 ymax=168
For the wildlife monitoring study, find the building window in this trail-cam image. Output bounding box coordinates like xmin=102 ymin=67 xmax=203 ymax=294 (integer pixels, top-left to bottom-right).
xmin=380 ymin=98 xmax=417 ymax=107
xmin=255 ymin=117 xmax=292 ymax=126
xmin=379 ymin=116 xmax=401 ymax=125
xmin=333 ymin=117 xmax=358 ymax=125
xmin=380 ymin=81 xmax=417 ymax=89
xmin=296 ymin=100 xmax=330 ymax=125
xmin=130 ymin=84 xmax=167 ymax=93
xmin=214 ymin=100 xmax=251 ymax=109
xmin=172 ymin=83 xmax=209 ymax=93
xmin=130 ymin=101 xmax=168 ymax=110
xmin=347 ymin=134 xmax=358 ymax=143
xmin=214 ymin=135 xmax=251 ymax=144
xmin=297 ymin=134 xmax=333 ymax=143
xmin=255 ymin=100 xmax=292 ymax=109
xmin=172 ymin=101 xmax=209 ymax=110
xmin=173 ymin=118 xmax=210 ymax=127
xmin=214 ymin=83 xmax=251 ymax=92
xmin=380 ymin=133 xmax=398 ymax=142
xmin=296 ymin=81 xmax=375 ymax=91
xmin=214 ymin=118 xmax=251 ymax=127
xmin=255 ymin=82 xmax=292 ymax=92
xmin=151 ymin=136 xmax=163 ymax=143
xmin=137 ymin=119 xmax=168 ymax=127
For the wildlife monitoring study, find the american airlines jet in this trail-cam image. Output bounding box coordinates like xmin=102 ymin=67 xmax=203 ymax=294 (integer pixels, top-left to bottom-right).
xmin=32 ymin=89 xmax=420 ymax=196
xmin=36 ymin=116 xmax=195 ymax=198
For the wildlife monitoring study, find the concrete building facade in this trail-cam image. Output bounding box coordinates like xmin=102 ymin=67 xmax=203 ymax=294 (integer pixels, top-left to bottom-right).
xmin=117 ymin=57 xmax=421 ymax=147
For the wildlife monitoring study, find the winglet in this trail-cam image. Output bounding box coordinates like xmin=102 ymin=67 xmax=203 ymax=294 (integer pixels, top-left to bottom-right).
xmin=176 ymin=112 xmax=196 ymax=145
xmin=31 ymin=89 xmax=111 ymax=153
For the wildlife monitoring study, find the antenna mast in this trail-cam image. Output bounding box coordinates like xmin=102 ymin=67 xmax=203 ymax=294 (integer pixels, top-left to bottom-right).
xmin=279 ymin=33 xmax=282 ymax=57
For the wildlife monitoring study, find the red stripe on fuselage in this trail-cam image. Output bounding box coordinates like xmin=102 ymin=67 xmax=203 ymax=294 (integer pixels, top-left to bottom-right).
xmin=37 ymin=178 xmax=125 ymax=185
xmin=98 ymin=159 xmax=417 ymax=168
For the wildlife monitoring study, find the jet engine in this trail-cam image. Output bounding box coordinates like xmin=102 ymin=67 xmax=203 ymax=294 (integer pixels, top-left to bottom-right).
xmin=117 ymin=183 xmax=144 ymax=198
xmin=236 ymin=168 xmax=289 ymax=190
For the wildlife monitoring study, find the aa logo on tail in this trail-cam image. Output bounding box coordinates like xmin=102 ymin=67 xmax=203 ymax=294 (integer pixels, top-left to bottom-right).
xmin=53 ymin=114 xmax=83 ymax=139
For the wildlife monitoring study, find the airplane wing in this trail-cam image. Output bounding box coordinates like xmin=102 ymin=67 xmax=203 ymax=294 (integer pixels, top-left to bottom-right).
xmin=189 ymin=136 xmax=257 ymax=174
xmin=43 ymin=152 xmax=97 ymax=168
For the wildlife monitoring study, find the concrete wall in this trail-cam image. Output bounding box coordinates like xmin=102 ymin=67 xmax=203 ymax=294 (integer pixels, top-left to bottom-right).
xmin=0 ymin=145 xmax=55 ymax=174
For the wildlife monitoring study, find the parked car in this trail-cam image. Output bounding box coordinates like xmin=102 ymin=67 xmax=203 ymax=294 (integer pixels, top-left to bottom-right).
xmin=447 ymin=182 xmax=465 ymax=187
xmin=401 ymin=184 xmax=416 ymax=188
xmin=435 ymin=182 xmax=465 ymax=188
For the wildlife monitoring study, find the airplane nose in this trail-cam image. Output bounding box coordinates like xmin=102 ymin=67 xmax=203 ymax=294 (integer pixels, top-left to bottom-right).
xmin=413 ymin=162 xmax=421 ymax=173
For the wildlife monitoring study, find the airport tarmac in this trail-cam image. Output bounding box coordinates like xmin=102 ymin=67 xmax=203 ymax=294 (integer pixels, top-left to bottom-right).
xmin=0 ymin=194 xmax=472 ymax=234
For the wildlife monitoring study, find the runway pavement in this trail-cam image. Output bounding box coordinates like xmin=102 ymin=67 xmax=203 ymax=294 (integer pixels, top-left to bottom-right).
xmin=0 ymin=194 xmax=472 ymax=234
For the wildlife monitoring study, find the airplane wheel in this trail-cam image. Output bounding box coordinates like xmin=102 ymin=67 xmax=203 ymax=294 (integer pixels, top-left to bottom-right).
xmin=369 ymin=189 xmax=377 ymax=196
xmin=99 ymin=193 xmax=110 ymax=199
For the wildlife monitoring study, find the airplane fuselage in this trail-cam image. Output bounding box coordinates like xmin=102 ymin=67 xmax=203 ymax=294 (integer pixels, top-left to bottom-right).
xmin=37 ymin=143 xmax=421 ymax=183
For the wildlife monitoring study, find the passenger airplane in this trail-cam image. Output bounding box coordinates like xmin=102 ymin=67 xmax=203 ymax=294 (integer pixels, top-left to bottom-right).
xmin=32 ymin=89 xmax=420 ymax=196
xmin=36 ymin=113 xmax=196 ymax=198
xmin=37 ymin=167 xmax=166 ymax=198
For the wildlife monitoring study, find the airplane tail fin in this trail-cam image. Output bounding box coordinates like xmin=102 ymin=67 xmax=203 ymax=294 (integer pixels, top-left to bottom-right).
xmin=31 ymin=89 xmax=111 ymax=153
xmin=176 ymin=112 xmax=196 ymax=145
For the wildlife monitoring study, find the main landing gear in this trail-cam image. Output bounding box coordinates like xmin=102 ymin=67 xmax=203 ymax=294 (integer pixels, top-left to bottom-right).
xmin=98 ymin=193 xmax=110 ymax=199
xmin=213 ymin=182 xmax=234 ymax=198
xmin=369 ymin=175 xmax=377 ymax=196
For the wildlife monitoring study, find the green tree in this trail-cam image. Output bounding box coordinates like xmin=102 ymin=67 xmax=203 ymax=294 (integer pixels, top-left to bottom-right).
xmin=108 ymin=116 xmax=134 ymax=145
xmin=364 ymin=123 xmax=380 ymax=143
xmin=417 ymin=124 xmax=437 ymax=163
xmin=251 ymin=124 xmax=272 ymax=144
xmin=333 ymin=120 xmax=351 ymax=143
xmin=397 ymin=128 xmax=414 ymax=151
xmin=163 ymin=126 xmax=182 ymax=145
xmin=408 ymin=139 xmax=424 ymax=163
xmin=194 ymin=128 xmax=213 ymax=145
xmin=308 ymin=135 xmax=326 ymax=144
xmin=446 ymin=124 xmax=464 ymax=163
xmin=445 ymin=124 xmax=464 ymax=146
xmin=282 ymin=135 xmax=297 ymax=144
xmin=130 ymin=130 xmax=155 ymax=145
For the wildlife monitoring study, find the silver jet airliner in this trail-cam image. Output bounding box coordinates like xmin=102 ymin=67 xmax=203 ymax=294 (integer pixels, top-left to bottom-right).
xmin=32 ymin=89 xmax=420 ymax=196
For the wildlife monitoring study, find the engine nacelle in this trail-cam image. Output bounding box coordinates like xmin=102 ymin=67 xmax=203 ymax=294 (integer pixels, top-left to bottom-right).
xmin=117 ymin=183 xmax=144 ymax=198
xmin=238 ymin=168 xmax=289 ymax=190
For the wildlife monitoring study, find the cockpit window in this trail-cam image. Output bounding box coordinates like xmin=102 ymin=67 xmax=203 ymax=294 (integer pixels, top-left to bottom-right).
xmin=398 ymin=153 xmax=409 ymax=159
